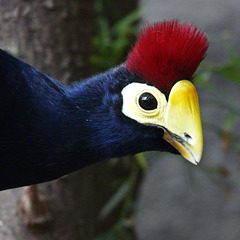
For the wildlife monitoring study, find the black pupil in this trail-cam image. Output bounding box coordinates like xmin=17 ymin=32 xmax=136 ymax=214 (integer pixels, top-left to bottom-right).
xmin=138 ymin=92 xmax=158 ymax=110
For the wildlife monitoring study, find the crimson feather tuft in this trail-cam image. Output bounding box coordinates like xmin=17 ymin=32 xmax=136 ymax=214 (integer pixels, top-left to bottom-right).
xmin=126 ymin=20 xmax=209 ymax=94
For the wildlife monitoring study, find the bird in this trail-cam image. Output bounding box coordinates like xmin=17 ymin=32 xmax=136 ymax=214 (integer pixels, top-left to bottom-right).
xmin=0 ymin=20 xmax=209 ymax=190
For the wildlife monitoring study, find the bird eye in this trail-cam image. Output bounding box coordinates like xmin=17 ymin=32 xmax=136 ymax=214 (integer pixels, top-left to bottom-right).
xmin=138 ymin=92 xmax=158 ymax=111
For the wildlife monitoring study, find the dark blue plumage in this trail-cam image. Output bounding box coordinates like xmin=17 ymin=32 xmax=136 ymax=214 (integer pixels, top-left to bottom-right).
xmin=0 ymin=50 xmax=176 ymax=190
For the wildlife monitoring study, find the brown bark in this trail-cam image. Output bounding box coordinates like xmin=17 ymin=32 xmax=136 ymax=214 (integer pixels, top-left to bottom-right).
xmin=0 ymin=1 xmax=141 ymax=239
xmin=0 ymin=1 xmax=101 ymax=239
xmin=0 ymin=0 xmax=92 ymax=81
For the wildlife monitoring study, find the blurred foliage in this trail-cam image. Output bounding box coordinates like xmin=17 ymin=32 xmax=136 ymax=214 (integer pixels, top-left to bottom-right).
xmin=196 ymin=53 xmax=240 ymax=85
xmin=90 ymin=0 xmax=240 ymax=237
xmin=195 ymin=52 xmax=240 ymax=188
xmin=99 ymin=155 xmax=146 ymax=221
xmin=97 ymin=154 xmax=147 ymax=240
xmin=91 ymin=0 xmax=140 ymax=73
xmin=90 ymin=1 xmax=142 ymax=239
xmin=214 ymin=54 xmax=240 ymax=83
xmin=196 ymin=53 xmax=240 ymax=87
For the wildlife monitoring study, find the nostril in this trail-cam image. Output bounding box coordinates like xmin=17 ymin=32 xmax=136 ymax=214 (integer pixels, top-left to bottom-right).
xmin=183 ymin=132 xmax=194 ymax=145
xmin=184 ymin=132 xmax=192 ymax=140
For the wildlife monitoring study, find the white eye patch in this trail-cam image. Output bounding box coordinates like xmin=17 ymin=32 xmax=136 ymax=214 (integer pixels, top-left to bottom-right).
xmin=121 ymin=82 xmax=167 ymax=126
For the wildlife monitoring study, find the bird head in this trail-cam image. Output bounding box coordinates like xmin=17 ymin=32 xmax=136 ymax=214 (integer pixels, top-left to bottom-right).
xmin=121 ymin=20 xmax=209 ymax=165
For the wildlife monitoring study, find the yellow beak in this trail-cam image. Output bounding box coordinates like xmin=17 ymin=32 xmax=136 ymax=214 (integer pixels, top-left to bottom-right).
xmin=163 ymin=80 xmax=203 ymax=165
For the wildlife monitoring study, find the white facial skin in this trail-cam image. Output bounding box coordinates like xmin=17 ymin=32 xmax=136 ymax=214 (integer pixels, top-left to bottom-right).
xmin=121 ymin=81 xmax=203 ymax=165
xmin=121 ymin=82 xmax=167 ymax=127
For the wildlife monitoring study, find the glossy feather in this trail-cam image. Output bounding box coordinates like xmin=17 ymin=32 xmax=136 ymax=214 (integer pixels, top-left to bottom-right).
xmin=0 ymin=50 xmax=176 ymax=190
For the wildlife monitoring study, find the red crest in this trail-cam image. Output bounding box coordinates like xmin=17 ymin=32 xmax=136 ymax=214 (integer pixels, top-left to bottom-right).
xmin=126 ymin=20 xmax=209 ymax=94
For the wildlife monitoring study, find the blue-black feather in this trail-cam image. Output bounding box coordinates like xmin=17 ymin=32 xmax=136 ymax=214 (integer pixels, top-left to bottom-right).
xmin=0 ymin=50 xmax=176 ymax=190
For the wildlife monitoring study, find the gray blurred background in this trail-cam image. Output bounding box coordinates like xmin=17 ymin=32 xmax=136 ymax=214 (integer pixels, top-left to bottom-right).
xmin=136 ymin=0 xmax=240 ymax=239
xmin=0 ymin=1 xmax=239 ymax=239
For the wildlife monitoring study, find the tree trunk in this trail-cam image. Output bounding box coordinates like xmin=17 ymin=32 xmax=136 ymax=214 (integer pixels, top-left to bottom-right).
xmin=0 ymin=1 xmax=102 ymax=239
xmin=0 ymin=1 xmax=141 ymax=239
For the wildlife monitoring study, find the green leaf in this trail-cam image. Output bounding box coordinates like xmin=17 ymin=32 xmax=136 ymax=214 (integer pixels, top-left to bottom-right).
xmin=223 ymin=110 xmax=236 ymax=131
xmin=215 ymin=54 xmax=240 ymax=82
xmin=99 ymin=180 xmax=133 ymax=220
xmin=194 ymin=71 xmax=212 ymax=89
xmin=91 ymin=6 xmax=141 ymax=72
xmin=112 ymin=8 xmax=141 ymax=36
xmin=135 ymin=153 xmax=148 ymax=170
